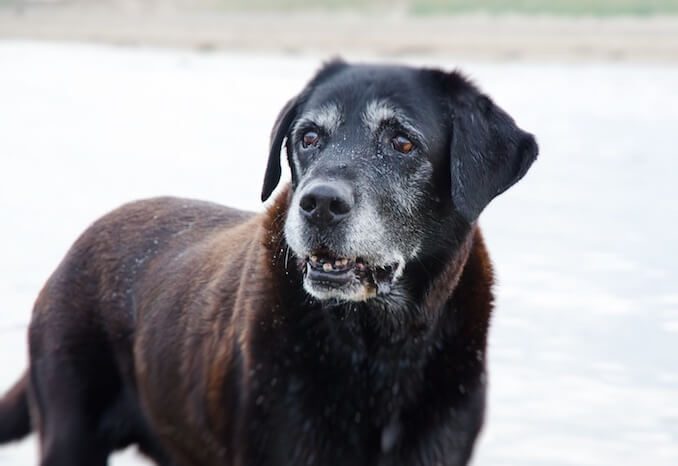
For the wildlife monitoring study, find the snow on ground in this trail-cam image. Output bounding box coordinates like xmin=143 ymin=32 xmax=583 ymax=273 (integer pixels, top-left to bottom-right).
xmin=0 ymin=41 xmax=676 ymax=465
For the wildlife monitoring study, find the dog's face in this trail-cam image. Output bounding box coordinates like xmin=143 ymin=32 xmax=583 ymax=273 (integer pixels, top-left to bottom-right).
xmin=262 ymin=61 xmax=537 ymax=302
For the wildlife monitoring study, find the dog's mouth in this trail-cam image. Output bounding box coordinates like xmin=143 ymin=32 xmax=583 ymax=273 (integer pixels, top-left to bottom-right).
xmin=300 ymin=249 xmax=400 ymax=300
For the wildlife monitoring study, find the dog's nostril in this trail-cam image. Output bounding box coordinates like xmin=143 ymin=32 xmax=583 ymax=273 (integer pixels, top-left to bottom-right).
xmin=299 ymin=195 xmax=317 ymax=213
xmin=330 ymin=198 xmax=351 ymax=216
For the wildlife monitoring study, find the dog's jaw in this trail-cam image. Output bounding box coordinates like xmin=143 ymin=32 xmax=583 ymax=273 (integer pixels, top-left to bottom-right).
xmin=300 ymin=256 xmax=406 ymax=302
xmin=302 ymin=275 xmax=377 ymax=301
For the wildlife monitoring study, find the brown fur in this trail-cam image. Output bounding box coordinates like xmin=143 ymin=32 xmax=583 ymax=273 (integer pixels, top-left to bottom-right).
xmin=0 ymin=185 xmax=495 ymax=465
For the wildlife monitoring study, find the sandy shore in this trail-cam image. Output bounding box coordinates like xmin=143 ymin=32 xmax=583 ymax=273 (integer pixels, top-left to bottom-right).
xmin=1 ymin=4 xmax=678 ymax=61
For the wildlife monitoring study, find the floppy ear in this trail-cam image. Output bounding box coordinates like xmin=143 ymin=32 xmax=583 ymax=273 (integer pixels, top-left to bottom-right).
xmin=261 ymin=58 xmax=348 ymax=202
xmin=261 ymin=96 xmax=299 ymax=202
xmin=260 ymin=59 xmax=349 ymax=202
xmin=449 ymin=91 xmax=538 ymax=222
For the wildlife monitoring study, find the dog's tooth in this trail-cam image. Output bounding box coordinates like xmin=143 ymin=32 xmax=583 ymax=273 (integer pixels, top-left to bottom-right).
xmin=323 ymin=262 xmax=333 ymax=272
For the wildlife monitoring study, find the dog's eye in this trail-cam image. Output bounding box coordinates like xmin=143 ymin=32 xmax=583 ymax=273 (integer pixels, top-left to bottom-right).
xmin=302 ymin=130 xmax=320 ymax=148
xmin=392 ymin=135 xmax=414 ymax=154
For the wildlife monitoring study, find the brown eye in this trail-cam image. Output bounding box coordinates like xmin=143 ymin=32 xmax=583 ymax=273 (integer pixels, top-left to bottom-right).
xmin=302 ymin=130 xmax=320 ymax=148
xmin=392 ymin=135 xmax=414 ymax=154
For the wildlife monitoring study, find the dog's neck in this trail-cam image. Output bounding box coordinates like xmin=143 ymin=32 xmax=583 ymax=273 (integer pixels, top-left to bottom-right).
xmin=257 ymin=187 xmax=491 ymax=429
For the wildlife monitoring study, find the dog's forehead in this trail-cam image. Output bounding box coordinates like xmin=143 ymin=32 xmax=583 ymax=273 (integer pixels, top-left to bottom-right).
xmin=302 ymin=65 xmax=438 ymax=124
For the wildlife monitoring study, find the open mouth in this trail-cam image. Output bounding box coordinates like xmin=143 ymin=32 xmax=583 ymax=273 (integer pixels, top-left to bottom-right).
xmin=302 ymin=249 xmax=400 ymax=298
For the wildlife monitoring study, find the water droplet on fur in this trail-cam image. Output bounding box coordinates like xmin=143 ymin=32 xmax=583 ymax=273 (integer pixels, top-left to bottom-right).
xmin=381 ymin=418 xmax=401 ymax=453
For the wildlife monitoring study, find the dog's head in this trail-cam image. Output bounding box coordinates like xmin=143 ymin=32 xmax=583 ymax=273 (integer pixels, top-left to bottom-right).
xmin=262 ymin=61 xmax=537 ymax=302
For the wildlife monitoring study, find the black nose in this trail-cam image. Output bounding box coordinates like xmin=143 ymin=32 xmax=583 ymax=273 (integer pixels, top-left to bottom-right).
xmin=299 ymin=182 xmax=354 ymax=225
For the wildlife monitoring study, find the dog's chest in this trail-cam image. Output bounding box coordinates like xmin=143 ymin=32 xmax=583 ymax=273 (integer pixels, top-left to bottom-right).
xmin=256 ymin=339 xmax=455 ymax=465
xmin=263 ymin=366 xmax=474 ymax=466
xmin=241 ymin=289 xmax=486 ymax=465
xmin=271 ymin=374 xmax=404 ymax=465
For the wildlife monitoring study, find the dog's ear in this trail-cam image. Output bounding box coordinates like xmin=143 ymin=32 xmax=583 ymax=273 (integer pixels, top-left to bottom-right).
xmin=261 ymin=58 xmax=348 ymax=202
xmin=444 ymin=74 xmax=538 ymax=222
xmin=261 ymin=96 xmax=299 ymax=202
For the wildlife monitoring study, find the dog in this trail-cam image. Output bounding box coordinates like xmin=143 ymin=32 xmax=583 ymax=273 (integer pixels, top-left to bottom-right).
xmin=0 ymin=60 xmax=537 ymax=466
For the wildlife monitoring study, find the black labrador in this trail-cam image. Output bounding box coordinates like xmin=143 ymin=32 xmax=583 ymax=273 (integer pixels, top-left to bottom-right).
xmin=0 ymin=60 xmax=537 ymax=466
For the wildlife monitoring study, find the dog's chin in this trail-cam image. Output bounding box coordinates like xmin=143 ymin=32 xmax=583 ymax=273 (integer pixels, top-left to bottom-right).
xmin=299 ymin=252 xmax=402 ymax=302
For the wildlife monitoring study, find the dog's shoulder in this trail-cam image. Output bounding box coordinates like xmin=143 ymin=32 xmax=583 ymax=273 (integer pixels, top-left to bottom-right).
xmin=458 ymin=228 xmax=494 ymax=298
xmin=450 ymin=227 xmax=495 ymax=343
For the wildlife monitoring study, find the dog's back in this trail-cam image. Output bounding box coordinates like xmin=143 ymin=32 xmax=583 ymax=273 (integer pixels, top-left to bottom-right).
xmin=24 ymin=197 xmax=259 ymax=464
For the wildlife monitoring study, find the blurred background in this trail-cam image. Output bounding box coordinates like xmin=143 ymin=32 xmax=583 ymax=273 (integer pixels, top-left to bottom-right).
xmin=1 ymin=1 xmax=677 ymax=465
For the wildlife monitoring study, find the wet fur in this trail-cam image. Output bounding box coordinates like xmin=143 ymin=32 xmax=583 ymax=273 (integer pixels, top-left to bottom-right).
xmin=0 ymin=61 xmax=537 ymax=466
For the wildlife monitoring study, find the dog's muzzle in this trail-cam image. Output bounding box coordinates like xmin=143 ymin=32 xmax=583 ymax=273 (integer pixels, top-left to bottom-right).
xmin=289 ymin=180 xmax=404 ymax=301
